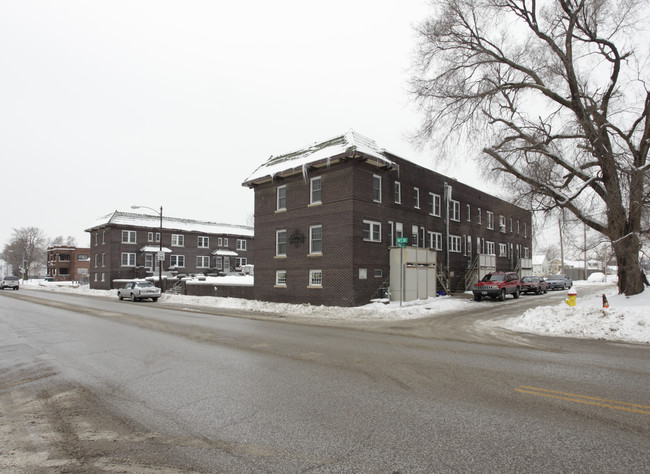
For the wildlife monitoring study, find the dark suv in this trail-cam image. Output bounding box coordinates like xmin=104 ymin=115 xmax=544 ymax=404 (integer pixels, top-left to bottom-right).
xmin=472 ymin=272 xmax=521 ymax=301
xmin=1 ymin=275 xmax=20 ymax=290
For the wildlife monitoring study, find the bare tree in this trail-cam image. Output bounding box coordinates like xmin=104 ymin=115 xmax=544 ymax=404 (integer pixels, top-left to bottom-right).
xmin=2 ymin=227 xmax=48 ymax=280
xmin=411 ymin=0 xmax=650 ymax=295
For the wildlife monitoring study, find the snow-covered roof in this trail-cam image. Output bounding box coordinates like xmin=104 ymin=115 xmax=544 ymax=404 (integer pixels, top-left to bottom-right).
xmin=86 ymin=211 xmax=254 ymax=237
xmin=532 ymin=255 xmax=547 ymax=265
xmin=139 ymin=246 xmax=172 ymax=253
xmin=212 ymin=249 xmax=238 ymax=256
xmin=242 ymin=130 xmax=397 ymax=186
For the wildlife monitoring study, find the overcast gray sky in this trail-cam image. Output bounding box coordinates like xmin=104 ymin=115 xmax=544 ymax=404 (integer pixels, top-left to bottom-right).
xmin=1 ymin=0 xmax=489 ymax=248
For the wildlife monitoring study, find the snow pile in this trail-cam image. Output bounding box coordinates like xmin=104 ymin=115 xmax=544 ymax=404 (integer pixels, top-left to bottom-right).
xmin=500 ymin=280 xmax=649 ymax=343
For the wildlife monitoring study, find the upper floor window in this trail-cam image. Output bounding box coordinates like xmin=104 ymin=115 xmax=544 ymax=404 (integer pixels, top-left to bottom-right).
xmin=122 ymin=230 xmax=136 ymax=243
xmin=276 ymin=230 xmax=287 ymax=256
xmin=170 ymin=255 xmax=185 ymax=268
xmin=486 ymin=241 xmax=496 ymax=255
xmin=218 ymin=237 xmax=223 ymax=246
xmin=478 ymin=208 xmax=482 ymax=224
xmin=467 ymin=204 xmax=471 ymax=222
xmin=148 ymin=232 xmax=154 ymax=242
xmin=198 ymin=236 xmax=209 ymax=248
xmin=487 ymin=211 xmax=495 ymax=230
xmin=428 ymin=231 xmax=443 ymax=251
xmin=277 ymin=185 xmax=287 ymax=211
xmin=310 ymin=177 xmax=322 ymax=204
xmin=156 ymin=232 xmax=160 ymax=243
xmin=372 ymin=175 xmax=382 ymax=203
xmin=121 ymin=252 xmax=136 ymax=267
xmin=449 ymin=235 xmax=462 ymax=253
xmin=429 ymin=193 xmax=441 ymax=217
xmin=171 ymin=234 xmax=184 ymax=246
xmin=499 ymin=215 xmax=507 ymax=233
xmin=499 ymin=243 xmax=507 ymax=257
xmin=450 ymin=200 xmax=460 ymax=222
xmin=236 ymin=239 xmax=247 ymax=251
xmin=394 ymin=181 xmax=401 ymax=204
xmin=310 ymin=225 xmax=322 ymax=254
xmin=413 ymin=187 xmax=420 ymax=209
xmin=363 ymin=220 xmax=381 ymax=242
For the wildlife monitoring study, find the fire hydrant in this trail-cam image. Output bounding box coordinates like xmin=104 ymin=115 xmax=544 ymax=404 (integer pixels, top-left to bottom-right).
xmin=565 ymin=287 xmax=577 ymax=306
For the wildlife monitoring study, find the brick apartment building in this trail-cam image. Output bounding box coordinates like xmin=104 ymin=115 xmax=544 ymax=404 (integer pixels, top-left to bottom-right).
xmin=242 ymin=131 xmax=533 ymax=307
xmin=85 ymin=211 xmax=254 ymax=289
xmin=46 ymin=246 xmax=90 ymax=282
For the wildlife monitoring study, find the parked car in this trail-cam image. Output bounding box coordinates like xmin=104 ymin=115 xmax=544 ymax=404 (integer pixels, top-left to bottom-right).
xmin=472 ymin=272 xmax=521 ymax=301
xmin=0 ymin=275 xmax=20 ymax=290
xmin=546 ymin=274 xmax=572 ymax=290
xmin=117 ymin=281 xmax=161 ymax=302
xmin=520 ymin=276 xmax=548 ymax=295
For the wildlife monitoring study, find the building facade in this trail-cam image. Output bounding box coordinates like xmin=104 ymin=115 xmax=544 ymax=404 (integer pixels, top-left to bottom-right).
xmin=243 ymin=131 xmax=533 ymax=307
xmin=85 ymin=211 xmax=254 ymax=289
xmin=46 ymin=246 xmax=90 ymax=282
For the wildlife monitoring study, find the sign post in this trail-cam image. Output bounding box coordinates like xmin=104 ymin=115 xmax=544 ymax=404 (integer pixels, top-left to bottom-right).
xmin=396 ymin=238 xmax=408 ymax=307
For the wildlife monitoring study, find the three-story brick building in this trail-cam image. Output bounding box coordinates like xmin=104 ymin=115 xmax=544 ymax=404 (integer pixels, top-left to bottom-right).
xmin=243 ymin=131 xmax=532 ymax=307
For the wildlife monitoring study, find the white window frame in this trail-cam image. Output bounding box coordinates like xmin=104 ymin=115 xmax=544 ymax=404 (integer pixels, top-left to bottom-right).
xmin=372 ymin=174 xmax=382 ymax=203
xmin=277 ymin=185 xmax=287 ymax=211
xmin=478 ymin=208 xmax=482 ymax=224
xmin=429 ymin=193 xmax=441 ymax=217
xmin=412 ymin=225 xmax=419 ymax=247
xmin=236 ymin=239 xmax=247 ymax=251
xmin=499 ymin=243 xmax=507 ymax=257
xmin=171 ymin=234 xmax=185 ymax=247
xmin=122 ymin=230 xmax=136 ymax=243
xmin=198 ymin=236 xmax=209 ymax=248
xmin=394 ymin=181 xmax=401 ymax=204
xmin=121 ymin=252 xmax=136 ymax=267
xmin=486 ymin=241 xmax=496 ymax=255
xmin=148 ymin=232 xmax=154 ymax=242
xmin=310 ymin=177 xmax=322 ymax=205
xmin=449 ymin=235 xmax=462 ymax=253
xmin=197 ymin=256 xmax=210 ymax=268
xmin=276 ymin=270 xmax=287 ymax=287
xmin=309 ymin=269 xmax=323 ymax=287
xmin=450 ymin=200 xmax=461 ymax=222
xmin=487 ymin=212 xmax=495 ymax=230
xmin=428 ymin=231 xmax=442 ymax=251
xmin=499 ymin=215 xmax=507 ymax=233
xmin=235 ymin=257 xmax=247 ymax=268
xmin=363 ymin=220 xmax=381 ymax=242
xmin=413 ymin=187 xmax=420 ymax=209
xmin=276 ymin=229 xmax=287 ymax=257
xmin=170 ymin=255 xmax=185 ymax=268
xmin=309 ymin=225 xmax=323 ymax=255
xmin=467 ymin=204 xmax=471 ymax=222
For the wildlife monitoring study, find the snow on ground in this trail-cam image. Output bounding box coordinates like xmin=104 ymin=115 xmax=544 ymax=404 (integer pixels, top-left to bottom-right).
xmin=18 ymin=275 xmax=650 ymax=344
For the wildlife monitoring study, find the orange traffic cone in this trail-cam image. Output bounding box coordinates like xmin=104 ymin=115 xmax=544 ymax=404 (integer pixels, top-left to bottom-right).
xmin=602 ymin=294 xmax=609 ymax=308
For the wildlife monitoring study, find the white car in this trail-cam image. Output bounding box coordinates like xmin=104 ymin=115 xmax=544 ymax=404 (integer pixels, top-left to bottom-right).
xmin=117 ymin=281 xmax=161 ymax=302
xmin=0 ymin=275 xmax=19 ymax=290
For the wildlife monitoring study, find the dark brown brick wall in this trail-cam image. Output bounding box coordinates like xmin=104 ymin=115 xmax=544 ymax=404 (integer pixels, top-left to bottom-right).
xmin=251 ymin=153 xmax=533 ymax=306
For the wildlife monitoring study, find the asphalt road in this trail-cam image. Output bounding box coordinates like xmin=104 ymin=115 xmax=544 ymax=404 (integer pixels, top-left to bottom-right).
xmin=0 ymin=289 xmax=648 ymax=473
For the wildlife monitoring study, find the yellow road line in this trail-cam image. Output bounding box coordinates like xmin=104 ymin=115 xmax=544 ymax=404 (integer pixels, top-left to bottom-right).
xmin=516 ymin=386 xmax=650 ymax=416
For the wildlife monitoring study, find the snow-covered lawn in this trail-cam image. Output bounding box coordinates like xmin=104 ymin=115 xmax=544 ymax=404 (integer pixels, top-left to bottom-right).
xmin=18 ymin=277 xmax=650 ymax=344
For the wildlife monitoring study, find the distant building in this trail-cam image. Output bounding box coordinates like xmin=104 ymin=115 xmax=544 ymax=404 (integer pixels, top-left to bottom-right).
xmin=242 ymin=131 xmax=533 ymax=307
xmin=46 ymin=246 xmax=90 ymax=282
xmin=85 ymin=211 xmax=254 ymax=289
xmin=532 ymin=255 xmax=549 ymax=276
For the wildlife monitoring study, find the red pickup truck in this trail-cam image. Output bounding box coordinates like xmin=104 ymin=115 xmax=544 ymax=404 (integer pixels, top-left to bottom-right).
xmin=472 ymin=272 xmax=521 ymax=301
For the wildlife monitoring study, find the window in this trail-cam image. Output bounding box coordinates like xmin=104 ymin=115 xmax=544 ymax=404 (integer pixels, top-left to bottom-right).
xmin=499 ymin=243 xmax=507 ymax=257
xmin=449 ymin=235 xmax=462 ymax=253
xmin=524 ymin=223 xmax=528 ymax=238
xmin=276 ymin=230 xmax=287 ymax=256
xmin=413 ymin=187 xmax=420 ymax=209
xmin=170 ymin=255 xmax=185 ymax=267
xmin=394 ymin=181 xmax=401 ymax=204
xmin=148 ymin=232 xmax=154 ymax=242
xmin=59 ymin=254 xmax=71 ymax=262
xmin=509 ymin=218 xmax=513 ymax=233
xmin=276 ymin=270 xmax=287 ymax=286
xmin=102 ymin=231 xmax=105 ymax=244
xmin=450 ymin=200 xmax=460 ymax=222
xmin=218 ymin=238 xmax=223 ymax=246
xmin=363 ymin=220 xmax=381 ymax=242
xmin=215 ymin=257 xmax=222 ymax=270
xmin=309 ymin=269 xmax=323 ymax=287
xmin=235 ymin=257 xmax=247 ymax=268
xmin=94 ymin=254 xmax=99 ymax=267
xmin=517 ymin=221 xmax=520 ymax=234
xmin=429 ymin=193 xmax=441 ymax=217
xmin=101 ymin=253 xmax=105 ymax=266
xmin=395 ymin=222 xmax=403 ymax=241
xmin=486 ymin=241 xmax=496 ymax=255
xmin=310 ymin=225 xmax=322 ymax=254
xmin=374 ymin=269 xmax=383 ymax=278
xmin=524 ymin=247 xmax=530 ymax=258
xmin=412 ymin=225 xmax=419 ymax=247
xmin=122 ymin=230 xmax=136 ymax=243
xmin=145 ymin=254 xmax=153 ymax=271
xmin=372 ymin=174 xmax=382 ymax=202
xmin=236 ymin=239 xmax=247 ymax=251
xmin=224 ymin=238 xmax=228 ymax=247
xmin=197 ymin=256 xmax=210 ymax=268
xmin=428 ymin=231 xmax=442 ymax=251
xmin=310 ymin=177 xmax=322 ymax=204
xmin=156 ymin=232 xmax=160 ymax=243
xmin=198 ymin=236 xmax=209 ymax=248
xmin=171 ymin=234 xmax=184 ymax=246
xmin=77 ymin=254 xmax=89 ymax=261
xmin=94 ymin=233 xmax=98 ymax=246
xmin=478 ymin=208 xmax=482 ymax=224
xmin=121 ymin=253 xmax=136 ymax=266
xmin=499 ymin=215 xmax=507 ymax=233
xmin=487 ymin=212 xmax=495 ymax=230
xmin=467 ymin=204 xmax=471 ymax=222
xmin=388 ymin=221 xmax=394 ymax=246
xmin=277 ymin=185 xmax=287 ymax=211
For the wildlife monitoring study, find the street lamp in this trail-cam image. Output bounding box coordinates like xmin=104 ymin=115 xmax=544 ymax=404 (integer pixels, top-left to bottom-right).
xmin=131 ymin=205 xmax=164 ymax=292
